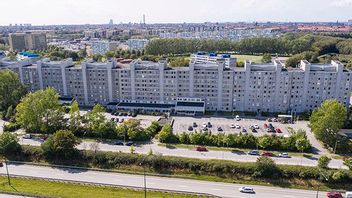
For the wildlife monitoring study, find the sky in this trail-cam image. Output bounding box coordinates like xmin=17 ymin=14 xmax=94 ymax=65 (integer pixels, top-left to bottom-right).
xmin=1 ymin=0 xmax=352 ymax=25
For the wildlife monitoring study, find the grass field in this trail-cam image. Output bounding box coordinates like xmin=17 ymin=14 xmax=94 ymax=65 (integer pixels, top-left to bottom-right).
xmin=232 ymin=54 xmax=263 ymax=63
xmin=0 ymin=177 xmax=202 ymax=198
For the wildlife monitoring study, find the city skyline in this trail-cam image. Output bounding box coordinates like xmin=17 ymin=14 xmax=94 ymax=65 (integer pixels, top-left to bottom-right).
xmin=1 ymin=0 xmax=352 ymax=25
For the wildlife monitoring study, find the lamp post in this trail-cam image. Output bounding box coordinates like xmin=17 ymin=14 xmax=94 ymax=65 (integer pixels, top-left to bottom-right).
xmin=5 ymin=159 xmax=10 ymax=186
xmin=316 ymin=169 xmax=329 ymax=198
xmin=140 ymin=155 xmax=149 ymax=198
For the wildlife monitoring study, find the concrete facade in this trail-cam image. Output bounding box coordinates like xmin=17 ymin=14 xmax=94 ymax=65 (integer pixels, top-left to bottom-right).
xmin=2 ymin=54 xmax=352 ymax=114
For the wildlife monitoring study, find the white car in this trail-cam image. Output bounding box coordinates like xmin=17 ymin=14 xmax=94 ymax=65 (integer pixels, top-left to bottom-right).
xmin=239 ymin=187 xmax=254 ymax=193
xmin=254 ymin=124 xmax=259 ymax=129
xmin=235 ymin=115 xmax=241 ymax=121
xmin=202 ymin=123 xmax=207 ymax=128
xmin=279 ymin=153 xmax=290 ymax=158
xmin=235 ymin=124 xmax=241 ymax=129
xmin=230 ymin=124 xmax=236 ymax=128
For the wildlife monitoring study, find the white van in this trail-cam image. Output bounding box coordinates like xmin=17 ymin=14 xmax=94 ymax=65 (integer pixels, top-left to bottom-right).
xmin=346 ymin=192 xmax=352 ymax=198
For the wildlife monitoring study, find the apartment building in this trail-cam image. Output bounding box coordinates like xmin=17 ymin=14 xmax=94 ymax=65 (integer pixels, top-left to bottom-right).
xmin=8 ymin=32 xmax=47 ymax=52
xmin=3 ymin=54 xmax=352 ymax=115
xmin=91 ymin=41 xmax=117 ymax=55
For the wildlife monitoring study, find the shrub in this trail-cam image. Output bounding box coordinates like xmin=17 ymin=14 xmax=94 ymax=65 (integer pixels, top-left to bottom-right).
xmin=318 ymin=155 xmax=331 ymax=169
xmin=3 ymin=122 xmax=20 ymax=132
xmin=253 ymin=156 xmax=281 ymax=178
xmin=0 ymin=132 xmax=21 ymax=155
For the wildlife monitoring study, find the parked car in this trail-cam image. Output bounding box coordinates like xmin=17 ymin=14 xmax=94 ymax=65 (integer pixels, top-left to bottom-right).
xmin=202 ymin=123 xmax=207 ymax=128
xmin=207 ymin=122 xmax=212 ymax=128
xmin=131 ymin=113 xmax=137 ymax=117
xmin=263 ymin=123 xmax=268 ymax=129
xmin=251 ymin=128 xmax=257 ymax=133
xmin=125 ymin=141 xmax=134 ymax=146
xmin=118 ymin=112 xmax=123 ymax=116
xmin=110 ymin=118 xmax=115 ymax=122
xmin=115 ymin=118 xmax=119 ymax=122
xmin=235 ymin=115 xmax=241 ymax=121
xmin=267 ymin=128 xmax=275 ymax=133
xmin=127 ymin=112 xmax=132 ymax=116
xmin=261 ymin=151 xmax=274 ymax=157
xmin=23 ymin=134 xmax=32 ymax=139
xmin=202 ymin=127 xmax=208 ymax=131
xmin=188 ymin=126 xmax=194 ymax=131
xmin=254 ymin=124 xmax=259 ymax=129
xmin=275 ymin=128 xmax=282 ymax=133
xmin=268 ymin=123 xmax=274 ymax=129
xmin=242 ymin=128 xmax=247 ymax=132
xmin=272 ymin=118 xmax=278 ymax=122
xmin=346 ymin=191 xmax=352 ymax=198
xmin=195 ymin=146 xmax=208 ymax=152
xmin=239 ymin=187 xmax=254 ymax=193
xmin=0 ymin=162 xmax=3 ymax=167
xmin=267 ymin=118 xmax=272 ymax=122
xmin=278 ymin=153 xmax=290 ymax=158
xmin=217 ymin=127 xmax=223 ymax=132
xmin=230 ymin=124 xmax=236 ymax=128
xmin=326 ymin=192 xmax=343 ymax=198
xmin=248 ymin=150 xmax=260 ymax=155
xmin=235 ymin=124 xmax=241 ymax=129
xmin=114 ymin=140 xmax=124 ymax=145
xmin=193 ymin=122 xmax=198 ymax=127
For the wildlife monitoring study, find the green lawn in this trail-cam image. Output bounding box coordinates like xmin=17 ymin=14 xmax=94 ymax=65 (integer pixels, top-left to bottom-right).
xmin=232 ymin=54 xmax=263 ymax=63
xmin=0 ymin=177 xmax=202 ymax=198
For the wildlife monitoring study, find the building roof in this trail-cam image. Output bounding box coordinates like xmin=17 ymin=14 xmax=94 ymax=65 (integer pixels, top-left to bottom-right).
xmin=117 ymin=102 xmax=175 ymax=109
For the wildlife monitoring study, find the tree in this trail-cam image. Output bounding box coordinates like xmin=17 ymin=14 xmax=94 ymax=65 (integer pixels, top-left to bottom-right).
xmin=261 ymin=53 xmax=272 ymax=63
xmin=0 ymin=70 xmax=27 ymax=112
xmin=16 ymin=87 xmax=64 ymax=133
xmin=41 ymin=130 xmax=79 ymax=160
xmin=310 ymin=99 xmax=347 ymax=148
xmin=343 ymin=158 xmax=352 ymax=170
xmin=4 ymin=105 xmax=15 ymax=121
xmin=157 ymin=124 xmax=177 ymax=143
xmin=0 ymin=132 xmax=21 ymax=156
xmin=318 ymin=155 xmax=331 ymax=169
xmin=253 ymin=156 xmax=281 ymax=178
xmin=295 ymin=138 xmax=311 ymax=152
xmin=85 ymin=104 xmax=106 ymax=137
xmin=69 ymin=100 xmax=81 ymax=134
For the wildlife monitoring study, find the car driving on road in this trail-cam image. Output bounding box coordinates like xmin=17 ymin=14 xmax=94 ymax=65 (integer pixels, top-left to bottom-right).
xmin=239 ymin=187 xmax=254 ymax=193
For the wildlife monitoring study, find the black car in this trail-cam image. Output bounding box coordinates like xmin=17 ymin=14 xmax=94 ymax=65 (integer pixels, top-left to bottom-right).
xmin=217 ymin=127 xmax=223 ymax=132
xmin=132 ymin=113 xmax=137 ymax=117
xmin=192 ymin=122 xmax=198 ymax=127
xmin=188 ymin=126 xmax=194 ymax=131
xmin=110 ymin=118 xmax=115 ymax=122
xmin=248 ymin=150 xmax=260 ymax=155
xmin=118 ymin=112 xmax=123 ymax=116
xmin=125 ymin=141 xmax=134 ymax=146
xmin=251 ymin=128 xmax=257 ymax=133
xmin=127 ymin=112 xmax=132 ymax=116
xmin=115 ymin=118 xmax=119 ymax=122
xmin=114 ymin=140 xmax=124 ymax=145
xmin=207 ymin=122 xmax=212 ymax=128
xmin=242 ymin=128 xmax=247 ymax=132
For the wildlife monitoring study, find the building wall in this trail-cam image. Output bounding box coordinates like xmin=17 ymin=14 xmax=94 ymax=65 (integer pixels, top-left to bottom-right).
xmin=7 ymin=56 xmax=352 ymax=114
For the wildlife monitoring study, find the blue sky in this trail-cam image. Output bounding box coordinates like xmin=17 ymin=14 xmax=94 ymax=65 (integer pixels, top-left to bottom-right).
xmin=1 ymin=0 xmax=352 ymax=25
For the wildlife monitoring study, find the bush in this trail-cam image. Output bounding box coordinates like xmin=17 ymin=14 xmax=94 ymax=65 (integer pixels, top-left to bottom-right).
xmin=318 ymin=155 xmax=331 ymax=169
xmin=42 ymin=130 xmax=79 ymax=160
xmin=0 ymin=132 xmax=21 ymax=155
xmin=3 ymin=122 xmax=20 ymax=132
xmin=253 ymin=156 xmax=281 ymax=178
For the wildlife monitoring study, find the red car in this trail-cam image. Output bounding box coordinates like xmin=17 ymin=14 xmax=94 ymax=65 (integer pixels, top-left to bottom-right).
xmin=327 ymin=192 xmax=343 ymax=198
xmin=195 ymin=146 xmax=208 ymax=152
xmin=261 ymin=151 xmax=274 ymax=157
xmin=263 ymin=123 xmax=268 ymax=129
xmin=275 ymin=128 xmax=282 ymax=133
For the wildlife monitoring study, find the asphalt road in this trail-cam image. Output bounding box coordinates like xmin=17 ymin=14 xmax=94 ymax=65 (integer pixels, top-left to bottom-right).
xmin=20 ymin=137 xmax=346 ymax=169
xmin=0 ymin=164 xmax=326 ymax=198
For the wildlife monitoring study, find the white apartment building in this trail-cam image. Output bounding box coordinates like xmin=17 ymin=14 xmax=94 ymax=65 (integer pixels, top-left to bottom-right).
xmin=2 ymin=54 xmax=351 ymax=115
xmin=91 ymin=41 xmax=117 ymax=55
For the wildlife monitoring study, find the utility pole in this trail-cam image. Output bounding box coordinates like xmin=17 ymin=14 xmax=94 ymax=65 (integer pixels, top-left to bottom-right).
xmin=5 ymin=159 xmax=10 ymax=186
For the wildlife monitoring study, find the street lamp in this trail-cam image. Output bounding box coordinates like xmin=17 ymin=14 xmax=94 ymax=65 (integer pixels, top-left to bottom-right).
xmin=4 ymin=159 xmax=10 ymax=186
xmin=139 ymin=155 xmax=149 ymax=198
xmin=316 ymin=169 xmax=329 ymax=198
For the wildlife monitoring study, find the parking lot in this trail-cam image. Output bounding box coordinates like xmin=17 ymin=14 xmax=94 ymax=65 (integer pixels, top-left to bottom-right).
xmin=65 ymin=110 xmax=160 ymax=129
xmin=172 ymin=116 xmax=295 ymax=137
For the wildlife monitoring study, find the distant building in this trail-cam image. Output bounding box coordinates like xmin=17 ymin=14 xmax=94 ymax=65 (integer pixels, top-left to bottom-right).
xmin=348 ymin=20 xmax=352 ymax=26
xmin=109 ymin=19 xmax=113 ymax=25
xmin=127 ymin=39 xmax=148 ymax=50
xmin=8 ymin=32 xmax=47 ymax=52
xmin=91 ymin=41 xmax=117 ymax=55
